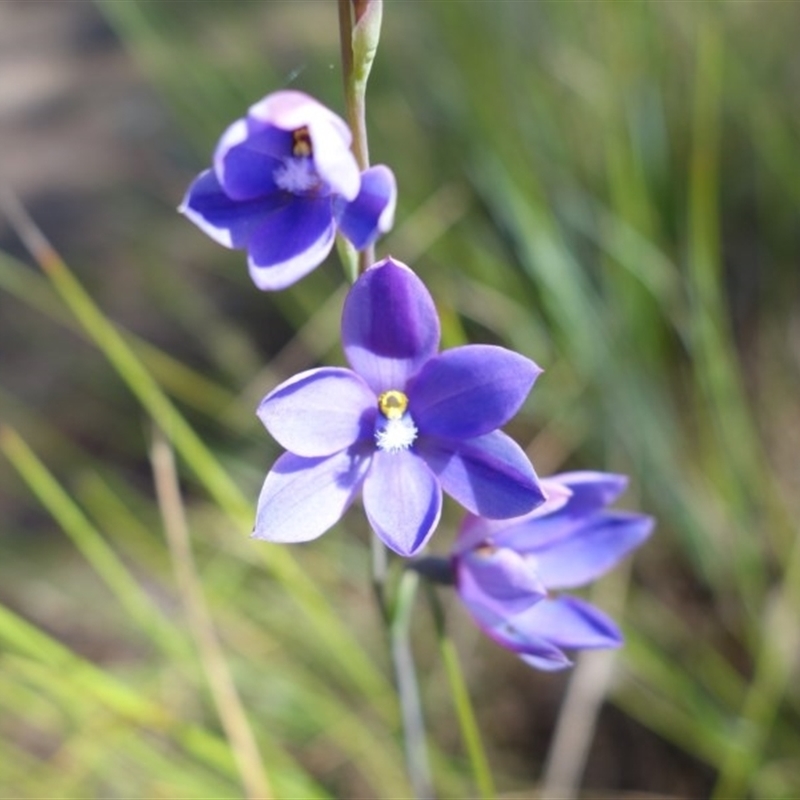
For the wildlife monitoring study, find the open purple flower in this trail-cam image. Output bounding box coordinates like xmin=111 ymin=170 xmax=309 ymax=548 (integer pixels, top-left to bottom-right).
xmin=253 ymin=257 xmax=545 ymax=556
xmin=453 ymin=471 xmax=653 ymax=670
xmin=179 ymin=90 xmax=396 ymax=290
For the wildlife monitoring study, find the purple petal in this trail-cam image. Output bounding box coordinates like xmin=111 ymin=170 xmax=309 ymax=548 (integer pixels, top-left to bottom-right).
xmin=471 ymin=606 xmax=571 ymax=668
xmin=253 ymin=448 xmax=371 ymax=543
xmin=512 ymin=596 xmax=623 ymax=651
xmin=214 ymin=118 xmax=289 ymax=200
xmin=456 ymin=546 xmax=546 ymax=618
xmin=418 ymin=431 xmax=545 ymax=520
xmin=454 ymin=479 xmax=572 ymax=554
xmin=490 ymin=473 xmax=633 ymax=553
xmin=257 ymin=368 xmax=375 ymax=457
xmin=529 ymin=511 xmax=654 ymax=589
xmin=362 ymin=450 xmax=442 ymax=556
xmin=247 ymin=197 xmax=336 ymax=290
xmin=342 ymin=258 xmax=441 ymax=393
xmin=335 ymin=165 xmax=397 ymax=250
xmin=179 ymin=169 xmax=286 ymax=249
xmin=551 ymin=471 xmax=630 ymax=521
xmin=408 ymin=345 xmax=542 ymax=439
xmin=520 ymin=652 xmax=574 ymax=672
xmin=247 ymin=91 xmax=359 ymax=200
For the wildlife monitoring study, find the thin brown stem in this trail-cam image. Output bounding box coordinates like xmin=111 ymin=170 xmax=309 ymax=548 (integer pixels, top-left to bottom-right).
xmin=150 ymin=430 xmax=272 ymax=800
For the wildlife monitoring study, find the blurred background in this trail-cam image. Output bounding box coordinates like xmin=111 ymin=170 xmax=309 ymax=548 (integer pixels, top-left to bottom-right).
xmin=1 ymin=1 xmax=799 ymax=797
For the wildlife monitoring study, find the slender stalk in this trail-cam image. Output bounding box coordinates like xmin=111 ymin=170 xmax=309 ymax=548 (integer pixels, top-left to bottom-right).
xmin=150 ymin=429 xmax=273 ymax=800
xmin=425 ymin=584 xmax=495 ymax=800
xmin=391 ymin=571 xmax=435 ymax=800
xmin=337 ymin=0 xmax=378 ymax=274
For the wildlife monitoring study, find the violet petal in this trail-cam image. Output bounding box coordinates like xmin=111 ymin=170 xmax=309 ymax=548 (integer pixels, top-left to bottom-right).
xmin=247 ymin=197 xmax=336 ymax=290
xmin=408 ymin=345 xmax=542 ymax=440
xmin=257 ymin=368 xmax=375 ymax=458
xmin=474 ymin=607 xmax=571 ymax=667
xmin=179 ymin=169 xmax=286 ymax=249
xmin=214 ymin=120 xmax=289 ymax=200
xmin=253 ymin=448 xmax=371 ymax=543
xmin=512 ymin=596 xmax=623 ymax=650
xmin=529 ymin=511 xmax=654 ymax=589
xmin=520 ymin=652 xmax=574 ymax=672
xmin=342 ymin=258 xmax=441 ymax=393
xmin=335 ymin=165 xmax=397 ymax=249
xmin=551 ymin=471 xmax=629 ymax=521
xmin=491 ymin=473 xmax=632 ymax=553
xmin=418 ymin=431 xmax=545 ymax=520
xmin=457 ymin=546 xmax=546 ymax=618
xmin=362 ymin=449 xmax=442 ymax=556
xmin=247 ymin=91 xmax=359 ymax=201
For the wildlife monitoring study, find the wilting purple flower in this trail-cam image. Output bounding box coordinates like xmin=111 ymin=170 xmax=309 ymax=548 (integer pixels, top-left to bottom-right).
xmin=253 ymin=257 xmax=545 ymax=556
xmin=453 ymin=471 xmax=653 ymax=670
xmin=179 ymin=90 xmax=396 ymax=290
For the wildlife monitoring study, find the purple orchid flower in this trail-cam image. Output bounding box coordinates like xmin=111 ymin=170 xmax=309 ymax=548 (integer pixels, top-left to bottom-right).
xmin=179 ymin=90 xmax=396 ymax=290
xmin=253 ymin=257 xmax=546 ymax=556
xmin=452 ymin=471 xmax=653 ymax=670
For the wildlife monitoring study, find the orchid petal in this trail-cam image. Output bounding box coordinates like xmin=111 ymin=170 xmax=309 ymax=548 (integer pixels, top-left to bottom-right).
xmin=253 ymin=448 xmax=371 ymax=543
xmin=257 ymin=368 xmax=375 ymax=457
xmin=490 ymin=473 xmax=634 ymax=553
xmin=419 ymin=431 xmax=545 ymax=521
xmin=179 ymin=170 xmax=285 ymax=249
xmin=335 ymin=165 xmax=397 ymax=249
xmin=247 ymin=198 xmax=336 ymax=290
xmin=247 ymin=90 xmax=359 ymax=200
xmin=473 ymin=607 xmax=571 ymax=667
xmin=457 ymin=546 xmax=546 ymax=618
xmin=362 ymin=450 xmax=442 ymax=556
xmin=551 ymin=471 xmax=629 ymax=520
xmin=512 ymin=596 xmax=623 ymax=650
xmin=342 ymin=258 xmax=441 ymax=393
xmin=408 ymin=345 xmax=541 ymax=439
xmin=530 ymin=512 xmax=654 ymax=589
xmin=214 ymin=120 xmax=288 ymax=200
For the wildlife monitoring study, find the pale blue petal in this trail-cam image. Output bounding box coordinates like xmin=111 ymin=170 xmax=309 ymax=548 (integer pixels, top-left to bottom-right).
xmin=362 ymin=449 xmax=442 ymax=556
xmin=257 ymin=368 xmax=375 ymax=457
xmin=253 ymin=448 xmax=371 ymax=543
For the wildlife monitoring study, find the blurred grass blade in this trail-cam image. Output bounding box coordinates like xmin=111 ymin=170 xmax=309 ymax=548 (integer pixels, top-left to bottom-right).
xmin=0 ymin=424 xmax=182 ymax=657
xmin=150 ymin=429 xmax=273 ymax=800
xmin=0 ymin=251 xmax=237 ymax=421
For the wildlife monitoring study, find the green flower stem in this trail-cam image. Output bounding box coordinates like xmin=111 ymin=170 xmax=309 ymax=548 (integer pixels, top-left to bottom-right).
xmin=337 ymin=0 xmax=382 ymax=275
xmin=425 ymin=583 xmax=496 ymax=800
xmin=390 ymin=570 xmax=435 ymax=800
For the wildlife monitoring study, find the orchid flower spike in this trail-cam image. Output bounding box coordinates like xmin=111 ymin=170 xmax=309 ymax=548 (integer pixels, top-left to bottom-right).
xmin=180 ymin=90 xmax=396 ymax=290
xmin=253 ymin=257 xmax=546 ymax=556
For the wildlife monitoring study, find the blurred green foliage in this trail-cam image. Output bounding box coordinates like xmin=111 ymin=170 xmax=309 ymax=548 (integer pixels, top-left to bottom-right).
xmin=1 ymin=1 xmax=799 ymax=797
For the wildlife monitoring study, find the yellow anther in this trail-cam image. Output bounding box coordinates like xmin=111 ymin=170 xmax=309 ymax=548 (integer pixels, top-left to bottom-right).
xmin=378 ymin=390 xmax=409 ymax=420
xmin=292 ymin=127 xmax=312 ymax=157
